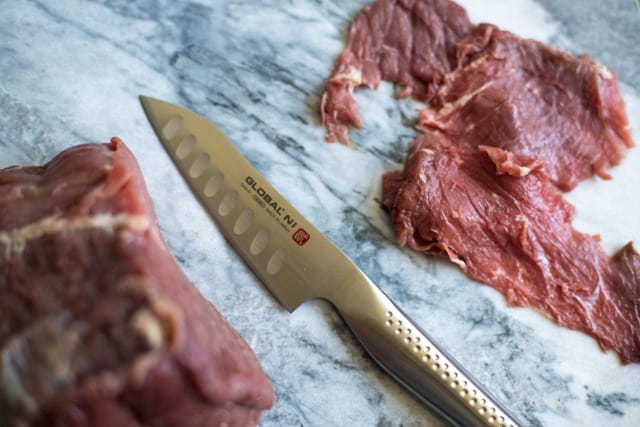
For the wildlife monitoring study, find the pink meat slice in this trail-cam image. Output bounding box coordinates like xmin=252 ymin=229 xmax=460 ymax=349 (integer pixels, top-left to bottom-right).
xmin=0 ymin=138 xmax=275 ymax=426
xmin=383 ymin=139 xmax=640 ymax=363
xmin=321 ymin=0 xmax=473 ymax=146
xmin=420 ymin=24 xmax=633 ymax=191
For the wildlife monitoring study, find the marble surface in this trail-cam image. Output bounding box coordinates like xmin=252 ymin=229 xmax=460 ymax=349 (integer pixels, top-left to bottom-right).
xmin=1 ymin=1 xmax=639 ymax=426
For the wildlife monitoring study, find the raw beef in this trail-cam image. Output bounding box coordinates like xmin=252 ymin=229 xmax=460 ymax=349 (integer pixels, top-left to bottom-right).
xmin=0 ymin=139 xmax=275 ymax=426
xmin=419 ymin=24 xmax=633 ymax=191
xmin=321 ymin=0 xmax=473 ymax=146
xmin=383 ymin=140 xmax=640 ymax=363
xmin=322 ymin=0 xmax=639 ymax=362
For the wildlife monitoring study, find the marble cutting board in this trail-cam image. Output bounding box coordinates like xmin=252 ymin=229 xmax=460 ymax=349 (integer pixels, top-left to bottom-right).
xmin=0 ymin=1 xmax=639 ymax=426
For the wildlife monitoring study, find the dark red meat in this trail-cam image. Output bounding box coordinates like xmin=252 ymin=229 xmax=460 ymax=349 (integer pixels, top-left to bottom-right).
xmin=420 ymin=24 xmax=633 ymax=191
xmin=0 ymin=139 xmax=275 ymax=426
xmin=383 ymin=139 xmax=640 ymax=363
xmin=321 ymin=0 xmax=473 ymax=145
xmin=323 ymin=0 xmax=639 ymax=362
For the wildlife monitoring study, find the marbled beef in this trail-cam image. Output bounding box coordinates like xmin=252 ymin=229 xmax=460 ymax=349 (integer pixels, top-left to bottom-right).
xmin=322 ymin=0 xmax=638 ymax=363
xmin=0 ymin=139 xmax=275 ymax=426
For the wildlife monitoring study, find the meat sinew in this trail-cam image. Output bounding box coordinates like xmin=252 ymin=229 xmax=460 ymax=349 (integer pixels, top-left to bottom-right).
xmin=0 ymin=138 xmax=275 ymax=426
xmin=323 ymin=0 xmax=639 ymax=362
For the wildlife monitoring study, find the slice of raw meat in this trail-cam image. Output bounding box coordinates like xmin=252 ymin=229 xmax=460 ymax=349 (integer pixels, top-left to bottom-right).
xmin=321 ymin=0 xmax=473 ymax=146
xmin=324 ymin=0 xmax=638 ymax=363
xmin=0 ymin=138 xmax=275 ymax=426
xmin=382 ymin=139 xmax=640 ymax=363
xmin=419 ymin=24 xmax=634 ymax=191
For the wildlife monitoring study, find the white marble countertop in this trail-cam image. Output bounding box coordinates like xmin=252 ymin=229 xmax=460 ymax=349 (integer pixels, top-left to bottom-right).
xmin=1 ymin=1 xmax=639 ymax=426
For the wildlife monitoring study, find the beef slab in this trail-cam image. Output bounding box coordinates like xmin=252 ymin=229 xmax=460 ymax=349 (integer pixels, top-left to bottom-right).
xmin=0 ymin=138 xmax=275 ymax=426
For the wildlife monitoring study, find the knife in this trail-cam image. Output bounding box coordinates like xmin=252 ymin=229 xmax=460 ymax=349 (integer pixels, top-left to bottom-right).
xmin=139 ymin=96 xmax=521 ymax=427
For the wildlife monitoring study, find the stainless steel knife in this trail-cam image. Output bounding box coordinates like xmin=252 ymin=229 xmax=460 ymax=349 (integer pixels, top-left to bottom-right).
xmin=139 ymin=96 xmax=521 ymax=427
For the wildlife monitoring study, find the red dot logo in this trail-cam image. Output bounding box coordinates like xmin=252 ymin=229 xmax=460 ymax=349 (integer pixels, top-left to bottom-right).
xmin=292 ymin=228 xmax=310 ymax=246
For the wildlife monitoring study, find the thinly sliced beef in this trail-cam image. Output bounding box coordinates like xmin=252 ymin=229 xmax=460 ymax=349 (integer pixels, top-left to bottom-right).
xmin=383 ymin=140 xmax=640 ymax=363
xmin=0 ymin=139 xmax=275 ymax=426
xmin=420 ymin=24 xmax=633 ymax=191
xmin=323 ymin=0 xmax=639 ymax=362
xmin=321 ymin=0 xmax=473 ymax=145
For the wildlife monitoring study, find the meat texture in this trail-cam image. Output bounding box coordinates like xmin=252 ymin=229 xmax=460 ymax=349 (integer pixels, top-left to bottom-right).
xmin=420 ymin=24 xmax=633 ymax=191
xmin=321 ymin=0 xmax=473 ymax=145
xmin=383 ymin=139 xmax=640 ymax=363
xmin=323 ymin=0 xmax=639 ymax=362
xmin=0 ymin=139 xmax=275 ymax=426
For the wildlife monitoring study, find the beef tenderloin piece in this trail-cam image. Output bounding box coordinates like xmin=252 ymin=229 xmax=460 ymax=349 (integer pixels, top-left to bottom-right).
xmin=0 ymin=138 xmax=275 ymax=426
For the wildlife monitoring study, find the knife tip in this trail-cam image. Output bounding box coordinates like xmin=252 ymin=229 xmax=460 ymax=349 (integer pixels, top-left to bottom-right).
xmin=139 ymin=95 xmax=159 ymax=116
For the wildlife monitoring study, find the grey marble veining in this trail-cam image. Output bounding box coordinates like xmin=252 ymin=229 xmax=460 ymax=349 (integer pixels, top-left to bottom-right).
xmin=1 ymin=1 xmax=639 ymax=426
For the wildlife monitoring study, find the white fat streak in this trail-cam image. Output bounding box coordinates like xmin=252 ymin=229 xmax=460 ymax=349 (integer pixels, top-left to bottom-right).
xmin=130 ymin=308 xmax=165 ymax=349
xmin=0 ymin=214 xmax=152 ymax=260
xmin=330 ymin=65 xmax=362 ymax=88
xmin=426 ymin=80 xmax=495 ymax=122
xmin=594 ymin=62 xmax=613 ymax=80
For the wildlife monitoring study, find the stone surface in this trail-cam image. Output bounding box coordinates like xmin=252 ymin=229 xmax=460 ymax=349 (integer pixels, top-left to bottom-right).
xmin=1 ymin=1 xmax=639 ymax=425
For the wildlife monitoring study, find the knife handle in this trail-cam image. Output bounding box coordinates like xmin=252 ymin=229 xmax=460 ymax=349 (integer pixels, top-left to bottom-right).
xmin=331 ymin=278 xmax=520 ymax=427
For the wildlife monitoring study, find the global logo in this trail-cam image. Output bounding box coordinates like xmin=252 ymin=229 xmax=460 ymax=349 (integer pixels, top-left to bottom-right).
xmin=292 ymin=228 xmax=310 ymax=246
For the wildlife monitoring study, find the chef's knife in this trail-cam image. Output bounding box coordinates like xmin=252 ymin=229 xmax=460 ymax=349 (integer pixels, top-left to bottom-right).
xmin=140 ymin=96 xmax=521 ymax=427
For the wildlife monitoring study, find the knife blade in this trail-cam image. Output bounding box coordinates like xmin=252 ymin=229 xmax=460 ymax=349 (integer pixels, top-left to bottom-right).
xmin=139 ymin=95 xmax=521 ymax=427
